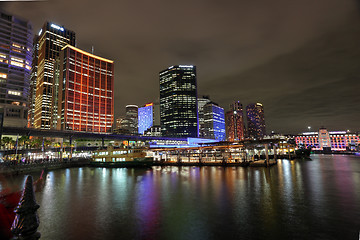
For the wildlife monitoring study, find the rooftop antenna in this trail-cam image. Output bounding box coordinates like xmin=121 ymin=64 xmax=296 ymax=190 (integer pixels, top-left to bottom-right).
xmin=91 ymin=46 xmax=94 ymax=54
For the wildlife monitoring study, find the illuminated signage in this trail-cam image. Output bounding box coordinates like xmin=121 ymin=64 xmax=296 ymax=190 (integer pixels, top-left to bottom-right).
xmin=302 ymin=132 xmax=318 ymax=135
xmin=256 ymin=103 xmax=263 ymax=106
xmin=179 ymin=65 xmax=193 ymax=68
xmin=329 ymin=131 xmax=346 ymax=134
xmin=51 ymin=23 xmax=64 ymax=31
xmin=145 ymin=103 xmax=153 ymax=107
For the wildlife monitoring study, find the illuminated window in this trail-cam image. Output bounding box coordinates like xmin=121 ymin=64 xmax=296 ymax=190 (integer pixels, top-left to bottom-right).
xmin=0 ymin=73 xmax=7 ymax=79
xmin=8 ymin=90 xmax=21 ymax=96
xmin=10 ymin=61 xmax=24 ymax=68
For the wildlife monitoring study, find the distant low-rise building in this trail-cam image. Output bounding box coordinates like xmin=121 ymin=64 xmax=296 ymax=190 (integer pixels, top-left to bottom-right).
xmin=295 ymin=128 xmax=359 ymax=152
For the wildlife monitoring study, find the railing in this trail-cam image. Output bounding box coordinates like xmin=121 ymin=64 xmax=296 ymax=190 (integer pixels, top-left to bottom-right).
xmin=11 ymin=175 xmax=41 ymax=239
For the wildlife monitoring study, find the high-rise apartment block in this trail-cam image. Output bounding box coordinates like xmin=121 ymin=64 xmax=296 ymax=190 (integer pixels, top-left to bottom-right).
xmin=159 ymin=65 xmax=198 ymax=138
xmin=246 ymin=103 xmax=266 ymax=139
xmin=0 ymin=11 xmax=32 ymax=128
xmin=33 ymin=22 xmax=75 ymax=129
xmin=55 ymin=45 xmax=114 ymax=133
xmin=225 ymin=101 xmax=245 ymax=141
xmin=203 ymin=102 xmax=225 ymax=141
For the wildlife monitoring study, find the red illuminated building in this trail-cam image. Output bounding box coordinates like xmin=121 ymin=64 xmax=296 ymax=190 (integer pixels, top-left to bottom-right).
xmin=225 ymin=101 xmax=245 ymax=141
xmin=55 ymin=45 xmax=114 ymax=133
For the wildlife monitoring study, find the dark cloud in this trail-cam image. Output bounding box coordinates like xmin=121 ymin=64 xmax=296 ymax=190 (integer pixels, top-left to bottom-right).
xmin=2 ymin=0 xmax=359 ymax=133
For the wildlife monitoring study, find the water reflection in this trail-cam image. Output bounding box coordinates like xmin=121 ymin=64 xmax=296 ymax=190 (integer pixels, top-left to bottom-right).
xmin=0 ymin=155 xmax=359 ymax=240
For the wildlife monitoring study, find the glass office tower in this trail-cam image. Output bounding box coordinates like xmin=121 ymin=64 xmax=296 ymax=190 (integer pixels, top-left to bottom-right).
xmin=203 ymin=102 xmax=225 ymax=141
xmin=33 ymin=22 xmax=75 ymax=129
xmin=159 ymin=65 xmax=198 ymax=138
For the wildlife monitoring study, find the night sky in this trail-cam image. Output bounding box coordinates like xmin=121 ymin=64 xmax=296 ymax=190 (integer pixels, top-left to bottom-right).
xmin=1 ymin=0 xmax=360 ymax=134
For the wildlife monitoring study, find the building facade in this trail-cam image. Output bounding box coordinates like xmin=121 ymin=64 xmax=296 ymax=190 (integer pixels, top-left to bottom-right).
xmin=55 ymin=45 xmax=114 ymax=133
xmin=295 ymin=128 xmax=359 ymax=152
xmin=225 ymin=101 xmax=245 ymax=141
xmin=33 ymin=22 xmax=75 ymax=129
xmin=27 ymin=35 xmax=38 ymax=128
xmin=0 ymin=11 xmax=32 ymax=128
xmin=246 ymin=103 xmax=266 ymax=139
xmin=126 ymin=105 xmax=138 ymax=135
xmin=203 ymin=102 xmax=225 ymax=141
xmin=138 ymin=103 xmax=153 ymax=135
xmin=198 ymin=96 xmax=211 ymax=138
xmin=159 ymin=65 xmax=198 ymax=138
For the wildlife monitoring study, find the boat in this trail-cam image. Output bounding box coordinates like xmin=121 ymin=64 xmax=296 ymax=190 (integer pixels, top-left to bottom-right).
xmin=90 ymin=147 xmax=153 ymax=168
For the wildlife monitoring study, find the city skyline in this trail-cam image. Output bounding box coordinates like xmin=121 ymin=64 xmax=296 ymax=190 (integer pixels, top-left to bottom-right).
xmin=1 ymin=1 xmax=359 ymax=134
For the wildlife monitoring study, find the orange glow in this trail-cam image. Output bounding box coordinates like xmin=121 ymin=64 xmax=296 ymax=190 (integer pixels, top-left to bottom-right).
xmin=61 ymin=45 xmax=114 ymax=63
xmin=145 ymin=103 xmax=153 ymax=107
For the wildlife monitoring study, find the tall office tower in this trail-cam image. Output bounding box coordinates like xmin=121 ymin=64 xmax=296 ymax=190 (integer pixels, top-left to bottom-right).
xmin=126 ymin=105 xmax=138 ymax=135
xmin=225 ymin=101 xmax=245 ymax=141
xmin=197 ymin=96 xmax=211 ymax=138
xmin=246 ymin=103 xmax=266 ymax=139
xmin=33 ymin=22 xmax=75 ymax=129
xmin=0 ymin=12 xmax=32 ymax=128
xmin=55 ymin=45 xmax=114 ymax=133
xmin=159 ymin=65 xmax=198 ymax=138
xmin=138 ymin=103 xmax=153 ymax=135
xmin=27 ymin=35 xmax=39 ymax=128
xmin=203 ymin=102 xmax=225 ymax=141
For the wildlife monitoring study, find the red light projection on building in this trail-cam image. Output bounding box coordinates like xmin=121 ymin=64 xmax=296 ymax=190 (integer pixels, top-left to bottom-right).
xmin=57 ymin=45 xmax=114 ymax=133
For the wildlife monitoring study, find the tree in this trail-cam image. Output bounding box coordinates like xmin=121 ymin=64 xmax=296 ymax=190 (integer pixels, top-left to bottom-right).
xmin=1 ymin=137 xmax=12 ymax=149
xmin=19 ymin=136 xmax=30 ymax=149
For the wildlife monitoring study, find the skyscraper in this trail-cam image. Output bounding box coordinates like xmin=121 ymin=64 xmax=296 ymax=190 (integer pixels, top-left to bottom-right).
xmin=138 ymin=103 xmax=153 ymax=135
xmin=0 ymin=11 xmax=32 ymax=128
xmin=225 ymin=101 xmax=245 ymax=141
xmin=28 ymin=35 xmax=39 ymax=128
xmin=246 ymin=103 xmax=266 ymax=139
xmin=159 ymin=65 xmax=198 ymax=138
xmin=126 ymin=105 xmax=138 ymax=135
xmin=55 ymin=45 xmax=114 ymax=133
xmin=203 ymin=102 xmax=226 ymax=141
xmin=198 ymin=96 xmax=211 ymax=138
xmin=33 ymin=22 xmax=75 ymax=129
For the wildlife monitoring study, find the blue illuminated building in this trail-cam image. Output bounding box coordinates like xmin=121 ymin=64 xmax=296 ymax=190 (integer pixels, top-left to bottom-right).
xmin=138 ymin=103 xmax=153 ymax=135
xmin=203 ymin=102 xmax=226 ymax=141
xmin=0 ymin=11 xmax=32 ymax=128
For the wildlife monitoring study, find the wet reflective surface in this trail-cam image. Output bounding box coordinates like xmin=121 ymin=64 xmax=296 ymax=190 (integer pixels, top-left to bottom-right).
xmin=1 ymin=154 xmax=360 ymax=240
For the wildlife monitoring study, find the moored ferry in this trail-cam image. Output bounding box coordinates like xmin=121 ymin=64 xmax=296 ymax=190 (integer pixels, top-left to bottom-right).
xmin=91 ymin=147 xmax=153 ymax=168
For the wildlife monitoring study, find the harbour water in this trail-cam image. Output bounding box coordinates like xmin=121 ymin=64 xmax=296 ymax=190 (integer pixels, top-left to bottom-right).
xmin=1 ymin=154 xmax=359 ymax=240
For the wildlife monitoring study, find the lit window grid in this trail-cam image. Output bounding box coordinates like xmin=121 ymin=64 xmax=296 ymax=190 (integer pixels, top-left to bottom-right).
xmin=62 ymin=47 xmax=113 ymax=133
xmin=159 ymin=66 xmax=198 ymax=137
